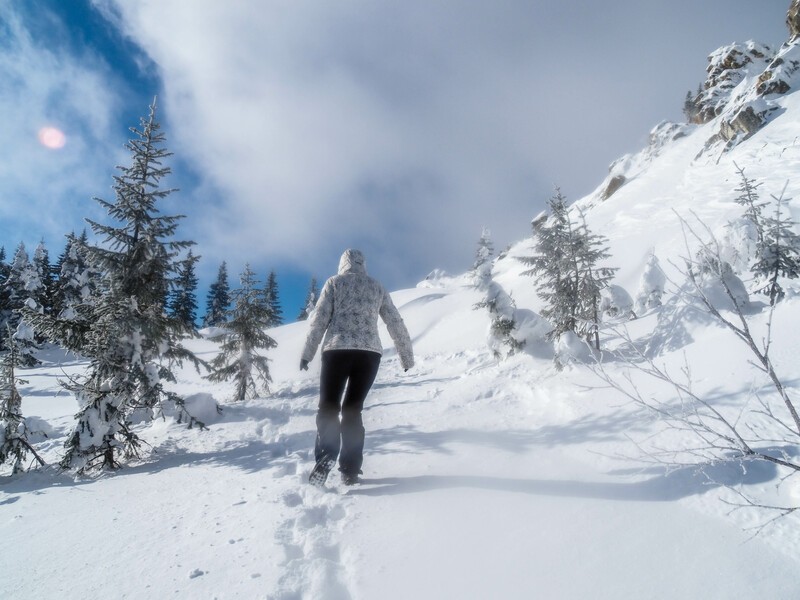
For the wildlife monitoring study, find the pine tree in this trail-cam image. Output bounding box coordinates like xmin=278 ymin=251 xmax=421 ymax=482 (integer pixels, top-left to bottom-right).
xmin=471 ymin=227 xmax=495 ymax=290
xmin=207 ymin=264 xmax=277 ymax=401
xmin=52 ymin=231 xmax=95 ymax=323
xmin=520 ymin=189 xmax=577 ymax=340
xmin=682 ymin=89 xmax=700 ymax=122
xmin=520 ymin=189 xmax=616 ymax=349
xmin=6 ymin=243 xmax=38 ymax=318
xmin=0 ymin=327 xmax=44 ymax=473
xmin=204 ymin=261 xmax=231 ymax=327
xmin=262 ymin=270 xmax=283 ymax=327
xmin=752 ymin=186 xmax=800 ymax=305
xmin=32 ymin=241 xmax=55 ymax=315
xmin=732 ymin=163 xmax=766 ymax=247
xmin=635 ymin=252 xmax=666 ymax=313
xmin=0 ymin=247 xmax=10 ymax=350
xmin=573 ymin=210 xmax=617 ymax=349
xmin=22 ymin=100 xmax=202 ymax=471
xmin=5 ymin=243 xmax=42 ymax=367
xmin=169 ymin=250 xmax=200 ymax=330
xmin=297 ymin=277 xmax=319 ymax=321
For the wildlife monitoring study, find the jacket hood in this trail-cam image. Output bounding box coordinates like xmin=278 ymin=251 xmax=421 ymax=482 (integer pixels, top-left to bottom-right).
xmin=338 ymin=249 xmax=367 ymax=275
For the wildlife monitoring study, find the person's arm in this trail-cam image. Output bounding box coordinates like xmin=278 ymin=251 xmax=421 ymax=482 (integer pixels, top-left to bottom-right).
xmin=301 ymin=279 xmax=334 ymax=365
xmin=379 ymin=289 xmax=414 ymax=370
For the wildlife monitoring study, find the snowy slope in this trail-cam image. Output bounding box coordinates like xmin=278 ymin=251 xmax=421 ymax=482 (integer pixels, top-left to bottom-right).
xmin=5 ymin=36 xmax=800 ymax=600
xmin=4 ymin=278 xmax=800 ymax=598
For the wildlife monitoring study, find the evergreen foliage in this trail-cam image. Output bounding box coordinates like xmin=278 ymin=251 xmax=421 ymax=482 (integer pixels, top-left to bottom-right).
xmin=520 ymin=188 xmax=616 ymax=349
xmin=682 ymin=89 xmax=700 ymax=122
xmin=520 ymin=189 xmax=576 ymax=340
xmin=732 ymin=163 xmax=766 ymax=247
xmin=0 ymin=247 xmax=11 ymax=350
xmin=169 ymin=250 xmax=200 ymax=330
xmin=297 ymin=277 xmax=319 ymax=321
xmin=471 ymin=227 xmax=494 ymax=290
xmin=207 ymin=264 xmax=277 ymax=401
xmin=635 ymin=253 xmax=666 ymax=313
xmin=0 ymin=328 xmax=44 ymax=473
xmin=32 ymin=241 xmax=54 ymax=315
xmin=204 ymin=261 xmax=231 ymax=327
xmin=6 ymin=243 xmax=39 ymax=319
xmin=262 ymin=270 xmax=283 ymax=327
xmin=4 ymin=243 xmax=42 ymax=366
xmin=573 ymin=210 xmax=617 ymax=349
xmin=22 ymin=100 xmax=202 ymax=471
xmin=473 ymin=285 xmax=524 ymax=358
xmin=751 ymin=185 xmax=800 ymax=305
xmin=51 ymin=231 xmax=95 ymax=323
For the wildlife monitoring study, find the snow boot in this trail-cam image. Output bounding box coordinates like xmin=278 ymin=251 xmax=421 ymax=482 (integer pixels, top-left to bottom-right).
xmin=309 ymin=455 xmax=335 ymax=487
xmin=341 ymin=472 xmax=361 ymax=486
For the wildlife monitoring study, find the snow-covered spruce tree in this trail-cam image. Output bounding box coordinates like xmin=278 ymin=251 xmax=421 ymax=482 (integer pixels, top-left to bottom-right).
xmin=262 ymin=269 xmax=283 ymax=327
xmin=168 ymin=250 xmax=200 ymax=330
xmin=5 ymin=243 xmax=42 ymax=323
xmin=519 ymin=189 xmax=575 ymax=341
xmin=32 ymin=241 xmax=55 ymax=316
xmin=682 ymin=90 xmax=695 ymax=122
xmin=0 ymin=327 xmax=45 ymax=473
xmin=203 ymin=261 xmax=230 ymax=327
xmin=573 ymin=210 xmax=617 ymax=350
xmin=51 ymin=231 xmax=96 ymax=325
xmin=634 ymin=252 xmax=666 ymax=313
xmin=732 ymin=163 xmax=766 ymax=247
xmin=751 ymin=185 xmax=800 ymax=305
xmin=22 ymin=100 xmax=203 ymax=471
xmin=207 ymin=264 xmax=277 ymax=402
xmin=296 ymin=277 xmax=319 ymax=321
xmin=471 ymin=227 xmax=495 ymax=290
xmin=473 ymin=283 xmax=524 ymax=358
xmin=4 ymin=243 xmax=43 ymax=367
xmin=520 ymin=190 xmax=616 ymax=350
xmin=0 ymin=247 xmax=11 ymax=350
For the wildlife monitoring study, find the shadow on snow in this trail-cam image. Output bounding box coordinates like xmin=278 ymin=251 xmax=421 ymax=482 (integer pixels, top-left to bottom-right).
xmin=349 ymin=459 xmax=778 ymax=502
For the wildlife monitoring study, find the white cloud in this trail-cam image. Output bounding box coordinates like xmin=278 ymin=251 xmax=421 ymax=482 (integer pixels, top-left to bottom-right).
xmin=0 ymin=1 xmax=126 ymax=248
xmin=93 ymin=0 xmax=790 ymax=286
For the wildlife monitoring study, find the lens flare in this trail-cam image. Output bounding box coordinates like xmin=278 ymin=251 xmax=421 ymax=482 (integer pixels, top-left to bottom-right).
xmin=38 ymin=126 xmax=67 ymax=149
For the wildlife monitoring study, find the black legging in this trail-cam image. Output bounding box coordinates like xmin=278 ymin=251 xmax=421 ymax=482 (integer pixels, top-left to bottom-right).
xmin=315 ymin=349 xmax=381 ymax=475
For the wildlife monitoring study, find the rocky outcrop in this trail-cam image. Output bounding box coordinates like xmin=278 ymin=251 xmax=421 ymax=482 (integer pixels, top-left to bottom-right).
xmin=601 ymin=175 xmax=626 ymax=200
xmin=690 ymin=10 xmax=800 ymax=155
xmin=788 ymin=0 xmax=800 ymax=40
xmin=693 ymin=42 xmax=774 ymax=124
xmin=756 ymin=45 xmax=800 ymax=96
xmin=719 ymin=102 xmax=771 ymax=142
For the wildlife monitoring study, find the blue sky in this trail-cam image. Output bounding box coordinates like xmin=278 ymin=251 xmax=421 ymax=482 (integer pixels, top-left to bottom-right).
xmin=0 ymin=0 xmax=792 ymax=320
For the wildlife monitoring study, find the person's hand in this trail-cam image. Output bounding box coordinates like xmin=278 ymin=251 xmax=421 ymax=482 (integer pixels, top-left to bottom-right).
xmin=300 ymin=359 xmax=309 ymax=371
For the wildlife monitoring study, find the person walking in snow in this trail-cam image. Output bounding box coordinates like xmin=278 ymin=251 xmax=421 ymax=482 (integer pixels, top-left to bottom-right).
xmin=301 ymin=249 xmax=415 ymax=486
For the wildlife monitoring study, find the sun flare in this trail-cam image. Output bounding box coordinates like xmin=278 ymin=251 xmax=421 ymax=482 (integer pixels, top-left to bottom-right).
xmin=38 ymin=126 xmax=67 ymax=149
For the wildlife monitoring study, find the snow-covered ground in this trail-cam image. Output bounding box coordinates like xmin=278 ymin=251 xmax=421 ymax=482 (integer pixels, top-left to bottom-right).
xmin=5 ymin=35 xmax=800 ymax=600
xmin=4 ymin=274 xmax=800 ymax=598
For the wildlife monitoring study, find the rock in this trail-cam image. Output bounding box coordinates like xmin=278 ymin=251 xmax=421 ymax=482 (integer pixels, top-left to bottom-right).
xmin=719 ymin=104 xmax=769 ymax=142
xmin=756 ymin=44 xmax=800 ymax=97
xmin=694 ymin=42 xmax=774 ymax=123
xmin=601 ymin=175 xmax=626 ymax=200
xmin=788 ymin=0 xmax=800 ymax=40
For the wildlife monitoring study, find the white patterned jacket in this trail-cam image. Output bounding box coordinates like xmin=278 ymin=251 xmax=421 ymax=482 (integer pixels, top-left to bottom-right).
xmin=301 ymin=249 xmax=415 ymax=370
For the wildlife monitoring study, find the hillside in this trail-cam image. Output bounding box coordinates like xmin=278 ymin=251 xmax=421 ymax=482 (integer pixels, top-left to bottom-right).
xmin=5 ymin=18 xmax=800 ymax=600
